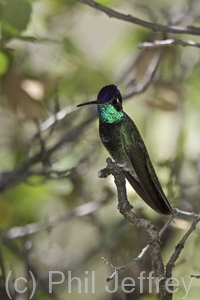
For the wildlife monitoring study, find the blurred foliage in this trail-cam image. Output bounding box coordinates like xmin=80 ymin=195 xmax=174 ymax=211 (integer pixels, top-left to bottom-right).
xmin=1 ymin=0 xmax=200 ymax=299
xmin=1 ymin=0 xmax=32 ymax=39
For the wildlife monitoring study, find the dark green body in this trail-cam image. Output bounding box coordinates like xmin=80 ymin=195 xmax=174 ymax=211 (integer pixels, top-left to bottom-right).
xmin=99 ymin=111 xmax=173 ymax=215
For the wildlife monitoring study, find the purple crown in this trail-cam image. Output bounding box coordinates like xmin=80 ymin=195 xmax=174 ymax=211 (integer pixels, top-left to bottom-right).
xmin=97 ymin=85 xmax=121 ymax=103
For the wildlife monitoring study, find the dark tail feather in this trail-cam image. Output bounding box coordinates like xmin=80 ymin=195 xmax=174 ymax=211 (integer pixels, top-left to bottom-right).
xmin=124 ymin=171 xmax=173 ymax=215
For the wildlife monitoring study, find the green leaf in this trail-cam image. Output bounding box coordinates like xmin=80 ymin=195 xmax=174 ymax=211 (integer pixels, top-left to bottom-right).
xmin=0 ymin=52 xmax=9 ymax=75
xmin=1 ymin=0 xmax=32 ymax=39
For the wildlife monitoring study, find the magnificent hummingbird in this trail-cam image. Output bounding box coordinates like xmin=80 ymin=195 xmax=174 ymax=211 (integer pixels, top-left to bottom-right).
xmin=77 ymin=84 xmax=173 ymax=215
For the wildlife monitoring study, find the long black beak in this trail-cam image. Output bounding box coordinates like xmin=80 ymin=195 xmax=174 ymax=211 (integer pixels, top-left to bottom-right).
xmin=77 ymin=100 xmax=99 ymax=107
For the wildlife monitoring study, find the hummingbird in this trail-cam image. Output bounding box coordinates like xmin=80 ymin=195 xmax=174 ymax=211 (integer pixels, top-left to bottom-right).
xmin=77 ymin=85 xmax=173 ymax=215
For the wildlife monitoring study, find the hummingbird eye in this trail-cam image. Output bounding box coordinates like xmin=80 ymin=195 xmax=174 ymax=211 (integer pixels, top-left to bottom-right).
xmin=112 ymin=98 xmax=120 ymax=105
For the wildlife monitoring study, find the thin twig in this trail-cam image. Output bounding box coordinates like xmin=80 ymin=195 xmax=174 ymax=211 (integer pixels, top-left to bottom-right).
xmin=39 ymin=106 xmax=78 ymax=132
xmin=191 ymin=274 xmax=200 ymax=279
xmin=166 ymin=214 xmax=200 ymax=278
xmin=102 ymin=215 xmax=174 ymax=281
xmin=78 ymin=0 xmax=200 ymax=35
xmin=0 ymin=115 xmax=95 ymax=192
xmin=173 ymin=208 xmax=197 ymax=218
xmin=0 ymin=199 xmax=107 ymax=242
xmin=138 ymin=39 xmax=200 ymax=49
xmin=123 ymin=48 xmax=163 ymax=99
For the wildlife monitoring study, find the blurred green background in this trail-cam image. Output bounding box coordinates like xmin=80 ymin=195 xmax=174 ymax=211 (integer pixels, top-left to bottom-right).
xmin=1 ymin=0 xmax=200 ymax=299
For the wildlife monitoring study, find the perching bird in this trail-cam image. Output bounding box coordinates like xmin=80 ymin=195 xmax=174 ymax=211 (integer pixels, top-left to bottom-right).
xmin=77 ymin=84 xmax=173 ymax=215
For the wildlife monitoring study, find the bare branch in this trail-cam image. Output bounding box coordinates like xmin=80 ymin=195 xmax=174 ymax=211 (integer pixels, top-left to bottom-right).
xmin=78 ymin=0 xmax=200 ymax=35
xmin=191 ymin=274 xmax=200 ymax=279
xmin=102 ymin=215 xmax=174 ymax=282
xmin=99 ymin=159 xmax=200 ymax=298
xmin=0 ymin=114 xmax=96 ymax=192
xmin=173 ymin=208 xmax=198 ymax=218
xmin=99 ymin=157 xmax=171 ymax=299
xmin=0 ymin=200 xmax=107 ymax=242
xmin=166 ymin=214 xmax=200 ymax=278
xmin=102 ymin=244 xmax=149 ymax=282
xmin=123 ymin=48 xmax=163 ymax=99
xmin=39 ymin=106 xmax=77 ymax=132
xmin=138 ymin=39 xmax=200 ymax=49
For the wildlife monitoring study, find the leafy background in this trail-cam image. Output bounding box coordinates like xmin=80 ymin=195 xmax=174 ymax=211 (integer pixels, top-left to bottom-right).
xmin=1 ymin=0 xmax=200 ymax=299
